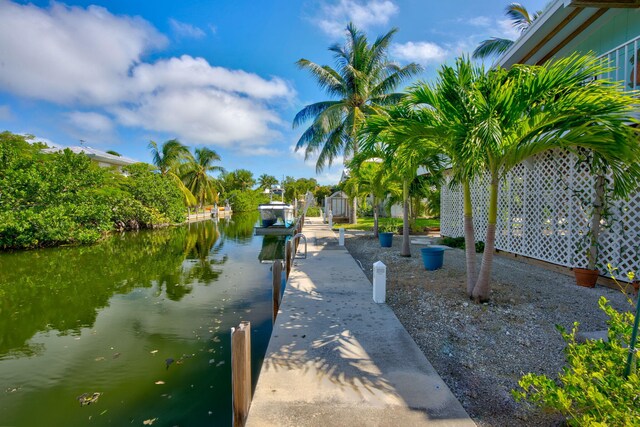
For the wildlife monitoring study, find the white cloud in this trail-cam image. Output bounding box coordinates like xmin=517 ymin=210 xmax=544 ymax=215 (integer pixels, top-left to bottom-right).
xmin=237 ymin=146 xmax=284 ymax=157
xmin=0 ymin=105 xmax=13 ymax=120
xmin=0 ymin=1 xmax=167 ymax=105
xmin=497 ymin=18 xmax=521 ymax=40
xmin=169 ymin=18 xmax=206 ymax=39
xmin=66 ymin=111 xmax=114 ymax=133
xmin=391 ymin=41 xmax=447 ymax=65
xmin=131 ymin=56 xmax=293 ymax=100
xmin=26 ymin=134 xmax=60 ymax=148
xmin=0 ymin=1 xmax=294 ymax=149
xmin=467 ymin=16 xmax=491 ymax=27
xmin=112 ymin=88 xmax=282 ymax=145
xmin=314 ymin=0 xmax=398 ymax=37
xmin=463 ymin=15 xmax=520 ymax=40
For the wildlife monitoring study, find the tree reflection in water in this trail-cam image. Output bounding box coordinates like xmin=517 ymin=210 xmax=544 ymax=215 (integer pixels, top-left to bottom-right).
xmin=0 ymin=219 xmax=235 ymax=357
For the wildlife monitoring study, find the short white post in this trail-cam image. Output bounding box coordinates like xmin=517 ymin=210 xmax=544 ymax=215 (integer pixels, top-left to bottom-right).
xmin=373 ymin=261 xmax=386 ymax=303
xmin=328 ymin=210 xmax=333 ymax=228
xmin=339 ymin=227 xmax=345 ymax=246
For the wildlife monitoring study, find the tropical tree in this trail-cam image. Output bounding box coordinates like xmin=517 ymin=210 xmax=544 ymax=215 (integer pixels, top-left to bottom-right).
xmin=220 ymin=169 xmax=255 ymax=193
xmin=362 ymin=105 xmax=443 ymax=256
xmin=293 ymin=23 xmax=423 ymax=224
xmin=410 ymin=54 xmax=640 ymax=302
xmin=257 ymin=174 xmax=278 ymax=190
xmin=148 ymin=139 xmax=196 ymax=206
xmin=180 ymin=147 xmax=224 ymax=208
xmin=348 ymin=150 xmax=401 ymax=237
xmin=469 ymin=54 xmax=639 ymax=301
xmin=403 ymin=58 xmax=486 ymax=296
xmin=472 ymin=3 xmax=540 ymax=59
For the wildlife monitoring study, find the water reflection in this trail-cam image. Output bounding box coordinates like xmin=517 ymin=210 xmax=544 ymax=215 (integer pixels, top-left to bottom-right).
xmin=218 ymin=212 xmax=259 ymax=243
xmin=0 ymin=211 xmax=272 ymax=427
xmin=258 ymin=235 xmax=287 ymax=263
xmin=0 ymin=218 xmax=240 ymax=358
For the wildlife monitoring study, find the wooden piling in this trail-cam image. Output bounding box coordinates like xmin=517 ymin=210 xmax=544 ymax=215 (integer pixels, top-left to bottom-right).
xmin=231 ymin=321 xmax=251 ymax=427
xmin=272 ymin=260 xmax=282 ymax=322
xmin=285 ymin=241 xmax=292 ymax=279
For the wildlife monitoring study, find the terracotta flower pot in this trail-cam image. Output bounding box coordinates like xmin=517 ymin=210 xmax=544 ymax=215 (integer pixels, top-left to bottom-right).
xmin=573 ymin=268 xmax=599 ymax=288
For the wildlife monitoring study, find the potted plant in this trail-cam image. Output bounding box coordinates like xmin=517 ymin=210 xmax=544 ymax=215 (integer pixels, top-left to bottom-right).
xmin=572 ymin=174 xmax=610 ymax=288
xmin=378 ymin=222 xmax=395 ymax=248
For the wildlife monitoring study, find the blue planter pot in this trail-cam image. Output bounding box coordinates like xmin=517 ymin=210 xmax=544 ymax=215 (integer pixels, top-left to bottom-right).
xmin=421 ymin=247 xmax=445 ymax=270
xmin=379 ymin=232 xmax=393 ymax=247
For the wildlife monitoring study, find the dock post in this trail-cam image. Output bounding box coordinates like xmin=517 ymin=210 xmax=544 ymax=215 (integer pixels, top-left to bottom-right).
xmin=272 ymin=260 xmax=283 ymax=322
xmin=231 ymin=321 xmax=251 ymax=427
xmin=339 ymin=227 xmax=345 ymax=246
xmin=285 ymin=240 xmax=292 ymax=279
xmin=373 ymin=261 xmax=386 ymax=303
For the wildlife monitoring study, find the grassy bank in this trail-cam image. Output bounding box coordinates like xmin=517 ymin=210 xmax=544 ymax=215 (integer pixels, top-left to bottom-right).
xmin=332 ymin=217 xmax=440 ymax=232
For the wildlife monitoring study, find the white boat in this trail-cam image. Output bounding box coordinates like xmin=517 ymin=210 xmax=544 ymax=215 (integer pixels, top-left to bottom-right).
xmin=258 ymin=201 xmax=294 ymax=228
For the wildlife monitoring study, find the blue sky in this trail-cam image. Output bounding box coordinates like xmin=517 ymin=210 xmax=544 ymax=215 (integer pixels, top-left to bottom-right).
xmin=0 ymin=0 xmax=548 ymax=184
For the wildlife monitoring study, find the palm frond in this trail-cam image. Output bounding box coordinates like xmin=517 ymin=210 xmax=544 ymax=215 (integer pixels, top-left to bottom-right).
xmin=472 ymin=38 xmax=514 ymax=59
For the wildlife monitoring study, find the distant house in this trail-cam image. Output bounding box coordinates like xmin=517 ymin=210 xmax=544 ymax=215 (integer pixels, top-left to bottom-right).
xmin=440 ymin=0 xmax=640 ymax=282
xmin=42 ymin=146 xmax=138 ymax=173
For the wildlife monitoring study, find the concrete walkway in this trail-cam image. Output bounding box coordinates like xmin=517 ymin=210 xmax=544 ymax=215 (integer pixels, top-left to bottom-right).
xmin=247 ymin=218 xmax=475 ymax=427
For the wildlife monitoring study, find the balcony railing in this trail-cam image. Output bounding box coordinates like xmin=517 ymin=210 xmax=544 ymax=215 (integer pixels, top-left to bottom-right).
xmin=597 ymin=35 xmax=640 ymax=93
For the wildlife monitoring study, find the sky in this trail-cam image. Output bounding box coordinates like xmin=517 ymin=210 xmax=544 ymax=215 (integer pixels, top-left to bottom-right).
xmin=0 ymin=0 xmax=548 ymax=184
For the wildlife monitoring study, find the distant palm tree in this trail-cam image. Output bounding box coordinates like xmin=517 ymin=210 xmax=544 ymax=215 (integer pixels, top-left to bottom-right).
xmin=181 ymin=147 xmax=225 ymax=208
xmin=233 ymin=169 xmax=255 ymax=191
xmin=472 ymin=3 xmax=541 ymax=59
xmin=257 ymin=174 xmax=278 ymax=190
xmin=293 ymin=22 xmax=422 ymax=223
xmin=148 ymin=139 xmax=196 ymax=206
xmin=347 ymin=149 xmax=401 ymax=238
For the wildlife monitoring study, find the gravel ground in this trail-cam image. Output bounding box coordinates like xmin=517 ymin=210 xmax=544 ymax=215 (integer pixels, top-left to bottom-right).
xmin=343 ymin=232 xmax=633 ymax=427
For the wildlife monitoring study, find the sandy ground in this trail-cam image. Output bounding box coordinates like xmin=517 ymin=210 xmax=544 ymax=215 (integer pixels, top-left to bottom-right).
xmin=343 ymin=232 xmax=634 ymax=426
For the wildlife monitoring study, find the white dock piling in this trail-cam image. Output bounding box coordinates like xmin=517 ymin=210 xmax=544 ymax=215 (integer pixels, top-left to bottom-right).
xmin=373 ymin=261 xmax=386 ymax=303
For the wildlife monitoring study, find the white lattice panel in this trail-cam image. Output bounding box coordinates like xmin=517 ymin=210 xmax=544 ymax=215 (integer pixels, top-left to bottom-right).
xmin=440 ymin=149 xmax=638 ymax=282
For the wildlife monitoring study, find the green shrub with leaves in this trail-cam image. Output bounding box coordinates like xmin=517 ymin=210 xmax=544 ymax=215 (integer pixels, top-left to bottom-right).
xmin=513 ymin=296 xmax=640 ymax=426
xmin=0 ymin=132 xmax=188 ymax=249
xmin=305 ymin=206 xmax=321 ymax=216
xmin=227 ymin=189 xmax=270 ymax=213
xmin=439 ymin=236 xmax=485 ymax=253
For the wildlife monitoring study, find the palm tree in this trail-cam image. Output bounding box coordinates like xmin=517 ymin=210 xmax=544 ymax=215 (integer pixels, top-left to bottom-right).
xmin=472 ymin=3 xmax=541 ymax=59
xmin=293 ymin=23 xmax=423 ymax=224
xmin=403 ymin=58 xmax=485 ymax=296
xmin=409 ymin=54 xmax=640 ymax=302
xmin=466 ymin=54 xmax=640 ymax=301
xmin=362 ymin=105 xmax=443 ymax=256
xmin=181 ymin=147 xmax=225 ymax=208
xmin=148 ymin=139 xmax=197 ymax=206
xmin=257 ymin=174 xmax=278 ymax=190
xmin=348 ymin=149 xmax=401 ymax=237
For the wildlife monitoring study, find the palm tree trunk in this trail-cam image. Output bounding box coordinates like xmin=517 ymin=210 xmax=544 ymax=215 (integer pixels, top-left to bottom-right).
xmin=472 ymin=174 xmax=498 ymax=302
xmin=401 ymin=179 xmax=411 ymax=257
xmin=463 ymin=181 xmax=477 ymax=297
xmin=351 ymin=195 xmax=358 ymax=224
xmin=373 ymin=194 xmax=379 ymax=238
xmin=588 ymin=175 xmax=605 ymax=270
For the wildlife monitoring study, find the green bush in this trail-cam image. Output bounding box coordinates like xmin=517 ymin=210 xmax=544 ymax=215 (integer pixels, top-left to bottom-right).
xmin=0 ymin=132 xmax=189 ymax=249
xmin=227 ymin=190 xmax=269 ymax=212
xmin=513 ymin=296 xmax=640 ymax=426
xmin=122 ymin=164 xmax=185 ymax=223
xmin=306 ymin=206 xmax=321 ymax=216
xmin=439 ymin=236 xmax=484 ymax=253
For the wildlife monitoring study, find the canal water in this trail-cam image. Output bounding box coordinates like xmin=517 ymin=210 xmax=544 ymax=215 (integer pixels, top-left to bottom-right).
xmin=0 ymin=213 xmax=282 ymax=426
